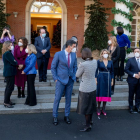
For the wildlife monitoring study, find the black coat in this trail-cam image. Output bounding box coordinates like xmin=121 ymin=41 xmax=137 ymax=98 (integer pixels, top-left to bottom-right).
xmin=125 ymin=57 xmax=140 ymax=84
xmin=34 ymin=36 xmax=51 ymax=59
xmin=3 ymin=51 xmax=17 ymax=77
xmin=108 ymin=46 xmax=120 ymax=69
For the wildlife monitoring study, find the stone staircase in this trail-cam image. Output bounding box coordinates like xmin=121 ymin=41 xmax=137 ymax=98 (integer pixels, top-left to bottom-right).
xmin=0 ymin=59 xmax=130 ymax=114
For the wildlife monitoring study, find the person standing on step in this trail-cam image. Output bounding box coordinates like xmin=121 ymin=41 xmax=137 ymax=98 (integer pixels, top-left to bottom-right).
xmin=76 ymin=48 xmax=97 ymax=132
xmin=2 ymin=41 xmax=17 ymax=108
xmin=34 ymin=28 xmax=51 ymax=82
xmin=14 ymin=37 xmax=28 ymax=98
xmin=22 ymin=44 xmax=37 ymax=106
xmin=116 ymin=27 xmax=131 ymax=81
xmin=51 ymin=39 xmax=77 ymax=126
xmin=125 ymin=48 xmax=140 ymax=114
xmin=42 ymin=26 xmax=49 ymax=38
xmin=96 ymin=49 xmax=114 ymax=116
xmin=108 ymin=36 xmax=120 ymax=95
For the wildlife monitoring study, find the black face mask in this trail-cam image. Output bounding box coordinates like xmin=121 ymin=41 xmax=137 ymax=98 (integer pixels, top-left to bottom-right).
xmin=4 ymin=32 xmax=8 ymax=36
xmin=117 ymin=32 xmax=123 ymax=36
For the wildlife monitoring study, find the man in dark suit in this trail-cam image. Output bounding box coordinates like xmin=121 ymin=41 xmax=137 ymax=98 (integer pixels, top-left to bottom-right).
xmin=51 ymin=40 xmax=77 ymax=125
xmin=34 ymin=28 xmax=51 ymax=82
xmin=125 ymin=48 xmax=140 ymax=113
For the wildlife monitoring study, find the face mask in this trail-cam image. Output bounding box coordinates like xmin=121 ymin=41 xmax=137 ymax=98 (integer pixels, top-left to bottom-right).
xmin=25 ymin=48 xmax=28 ymax=53
xmin=18 ymin=42 xmax=23 ymax=46
xmin=135 ymin=52 xmax=140 ymax=58
xmin=72 ymin=48 xmax=76 ymax=53
xmin=108 ymin=40 xmax=112 ymax=45
xmin=10 ymin=46 xmax=14 ymax=51
xmin=103 ymin=54 xmax=108 ymax=59
xmin=42 ymin=33 xmax=46 ymax=38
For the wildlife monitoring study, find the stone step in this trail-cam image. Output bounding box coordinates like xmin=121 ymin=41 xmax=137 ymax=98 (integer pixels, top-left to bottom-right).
xmin=0 ymin=92 xmax=129 ymax=105
xmin=0 ymin=101 xmax=129 ymax=114
xmin=0 ymin=85 xmax=129 ymax=96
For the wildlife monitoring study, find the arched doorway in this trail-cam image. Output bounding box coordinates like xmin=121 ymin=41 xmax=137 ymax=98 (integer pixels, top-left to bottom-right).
xmin=131 ymin=0 xmax=140 ymax=48
xmin=25 ymin=0 xmax=67 ymax=50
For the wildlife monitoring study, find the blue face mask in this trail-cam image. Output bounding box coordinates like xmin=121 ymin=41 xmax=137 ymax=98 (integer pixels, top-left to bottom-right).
xmin=42 ymin=33 xmax=46 ymax=38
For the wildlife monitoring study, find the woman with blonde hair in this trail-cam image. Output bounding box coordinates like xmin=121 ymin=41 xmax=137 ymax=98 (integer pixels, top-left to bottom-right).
xmin=108 ymin=36 xmax=120 ymax=95
xmin=22 ymin=44 xmax=37 ymax=106
xmin=95 ymin=49 xmax=114 ymax=116
xmin=2 ymin=41 xmax=17 ymax=108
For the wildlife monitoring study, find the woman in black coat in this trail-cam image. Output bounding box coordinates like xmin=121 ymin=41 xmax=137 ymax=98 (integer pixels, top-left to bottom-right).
xmin=108 ymin=36 xmax=120 ymax=95
xmin=2 ymin=41 xmax=18 ymax=108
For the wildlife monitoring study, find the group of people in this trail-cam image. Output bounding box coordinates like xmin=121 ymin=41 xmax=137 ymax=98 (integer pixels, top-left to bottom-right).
xmin=1 ymin=26 xmax=140 ymax=132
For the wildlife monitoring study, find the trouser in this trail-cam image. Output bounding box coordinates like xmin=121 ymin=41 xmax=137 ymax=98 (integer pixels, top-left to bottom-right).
xmin=25 ymin=74 xmax=37 ymax=106
xmin=4 ymin=76 xmax=15 ymax=104
xmin=117 ymin=47 xmax=126 ymax=77
xmin=37 ymin=56 xmax=49 ymax=80
xmin=53 ymin=78 xmax=74 ymax=117
xmin=128 ymin=83 xmax=140 ymax=109
xmin=112 ymin=68 xmax=118 ymax=92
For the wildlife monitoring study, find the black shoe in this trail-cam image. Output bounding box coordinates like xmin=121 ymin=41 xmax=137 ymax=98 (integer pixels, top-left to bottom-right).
xmin=72 ymin=93 xmax=75 ymax=96
xmin=64 ymin=116 xmax=71 ymax=124
xmin=4 ymin=103 xmax=14 ymax=108
xmin=80 ymin=126 xmax=91 ymax=132
xmin=116 ymin=77 xmax=119 ymax=81
xmin=9 ymin=102 xmax=16 ymax=105
xmin=39 ymin=79 xmax=43 ymax=82
xmin=22 ymin=90 xmax=25 ymax=98
xmin=111 ymin=90 xmax=114 ymax=95
xmin=129 ymin=108 xmax=134 ymax=114
xmin=120 ymin=76 xmax=123 ymax=81
xmin=136 ymin=108 xmax=140 ymax=113
xmin=43 ymin=79 xmax=46 ymax=82
xmin=17 ymin=87 xmax=21 ymax=98
xmin=4 ymin=78 xmax=7 ymax=83
xmin=53 ymin=117 xmax=58 ymax=126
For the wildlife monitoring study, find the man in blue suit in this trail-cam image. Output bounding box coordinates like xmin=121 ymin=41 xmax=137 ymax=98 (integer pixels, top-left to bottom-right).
xmin=34 ymin=28 xmax=51 ymax=82
xmin=51 ymin=39 xmax=77 ymax=125
xmin=125 ymin=48 xmax=140 ymax=114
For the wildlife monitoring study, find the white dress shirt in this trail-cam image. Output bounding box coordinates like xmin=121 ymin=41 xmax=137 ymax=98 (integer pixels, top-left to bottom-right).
xmin=65 ymin=49 xmax=71 ymax=65
xmin=133 ymin=57 xmax=140 ymax=77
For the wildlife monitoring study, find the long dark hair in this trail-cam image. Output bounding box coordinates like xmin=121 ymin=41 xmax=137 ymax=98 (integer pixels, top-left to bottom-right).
xmin=82 ymin=48 xmax=93 ymax=60
xmin=117 ymin=27 xmax=124 ymax=35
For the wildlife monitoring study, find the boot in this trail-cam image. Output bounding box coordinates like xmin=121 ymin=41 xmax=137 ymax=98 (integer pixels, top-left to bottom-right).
xmin=17 ymin=87 xmax=21 ymax=98
xmin=22 ymin=90 xmax=25 ymax=98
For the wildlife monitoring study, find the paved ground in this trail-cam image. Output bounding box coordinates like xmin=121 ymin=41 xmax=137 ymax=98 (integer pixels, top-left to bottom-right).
xmin=0 ymin=110 xmax=140 ymax=140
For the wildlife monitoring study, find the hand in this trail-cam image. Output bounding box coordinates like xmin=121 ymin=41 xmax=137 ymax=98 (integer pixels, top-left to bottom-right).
xmin=3 ymin=30 xmax=6 ymax=34
xmin=135 ymin=74 xmax=139 ymax=79
xmin=78 ymin=62 xmax=81 ymax=67
xmin=55 ymin=80 xmax=57 ymax=82
xmin=18 ymin=65 xmax=23 ymax=70
xmin=7 ymin=30 xmax=10 ymax=34
xmin=21 ymin=71 xmax=25 ymax=74
xmin=111 ymin=81 xmax=113 ymax=86
xmin=138 ymin=72 xmax=140 ymax=76
xmin=41 ymin=50 xmax=47 ymax=55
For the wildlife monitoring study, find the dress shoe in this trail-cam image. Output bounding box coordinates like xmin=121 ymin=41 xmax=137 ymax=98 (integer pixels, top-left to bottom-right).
xmin=129 ymin=108 xmax=134 ymax=114
xmin=120 ymin=76 xmax=123 ymax=81
xmin=80 ymin=126 xmax=91 ymax=132
xmin=64 ymin=116 xmax=71 ymax=124
xmin=4 ymin=103 xmax=14 ymax=108
xmin=53 ymin=117 xmax=58 ymax=126
xmin=9 ymin=102 xmax=16 ymax=105
xmin=39 ymin=79 xmax=42 ymax=82
xmin=43 ymin=79 xmax=46 ymax=82
xmin=22 ymin=90 xmax=25 ymax=98
xmin=116 ymin=77 xmax=119 ymax=81
xmin=72 ymin=93 xmax=75 ymax=96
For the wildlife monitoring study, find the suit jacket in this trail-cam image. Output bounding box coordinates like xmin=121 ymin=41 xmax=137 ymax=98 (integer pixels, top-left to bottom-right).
xmin=108 ymin=45 xmax=120 ymax=68
xmin=34 ymin=36 xmax=51 ymax=59
xmin=51 ymin=50 xmax=77 ymax=85
xmin=125 ymin=57 xmax=140 ymax=84
xmin=76 ymin=59 xmax=97 ymax=92
xmin=3 ymin=51 xmax=17 ymax=77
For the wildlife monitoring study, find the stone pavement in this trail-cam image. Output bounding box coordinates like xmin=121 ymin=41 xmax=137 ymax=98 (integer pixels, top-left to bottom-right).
xmin=0 ymin=110 xmax=140 ymax=140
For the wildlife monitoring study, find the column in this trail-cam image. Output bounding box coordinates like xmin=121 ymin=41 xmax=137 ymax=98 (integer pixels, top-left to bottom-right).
xmin=114 ymin=0 xmax=130 ymax=35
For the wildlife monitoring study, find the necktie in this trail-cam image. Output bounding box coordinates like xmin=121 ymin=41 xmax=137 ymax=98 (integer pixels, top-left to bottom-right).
xmin=137 ymin=59 xmax=140 ymax=70
xmin=42 ymin=38 xmax=44 ymax=46
xmin=68 ymin=53 xmax=70 ymax=68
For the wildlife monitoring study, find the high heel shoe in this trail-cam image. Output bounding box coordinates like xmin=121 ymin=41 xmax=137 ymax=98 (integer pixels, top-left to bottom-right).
xmin=97 ymin=110 xmax=101 ymax=116
xmin=80 ymin=126 xmax=91 ymax=132
xmin=3 ymin=103 xmax=14 ymax=108
xmin=102 ymin=110 xmax=107 ymax=116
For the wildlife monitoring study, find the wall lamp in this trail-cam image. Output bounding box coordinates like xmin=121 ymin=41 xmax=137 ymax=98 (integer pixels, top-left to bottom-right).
xmin=74 ymin=14 xmax=79 ymax=20
xmin=13 ymin=12 xmax=18 ymax=18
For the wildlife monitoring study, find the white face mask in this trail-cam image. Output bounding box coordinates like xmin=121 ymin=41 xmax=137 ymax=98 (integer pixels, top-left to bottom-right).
xmin=10 ymin=46 xmax=14 ymax=51
xmin=72 ymin=48 xmax=76 ymax=53
xmin=135 ymin=52 xmax=140 ymax=58
xmin=108 ymin=40 xmax=112 ymax=45
xmin=18 ymin=42 xmax=23 ymax=46
xmin=103 ymin=54 xmax=108 ymax=59
xmin=42 ymin=33 xmax=46 ymax=38
xmin=25 ymin=48 xmax=28 ymax=53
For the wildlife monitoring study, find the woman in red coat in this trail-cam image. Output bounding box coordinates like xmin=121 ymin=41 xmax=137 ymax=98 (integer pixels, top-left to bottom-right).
xmin=14 ymin=37 xmax=28 ymax=98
